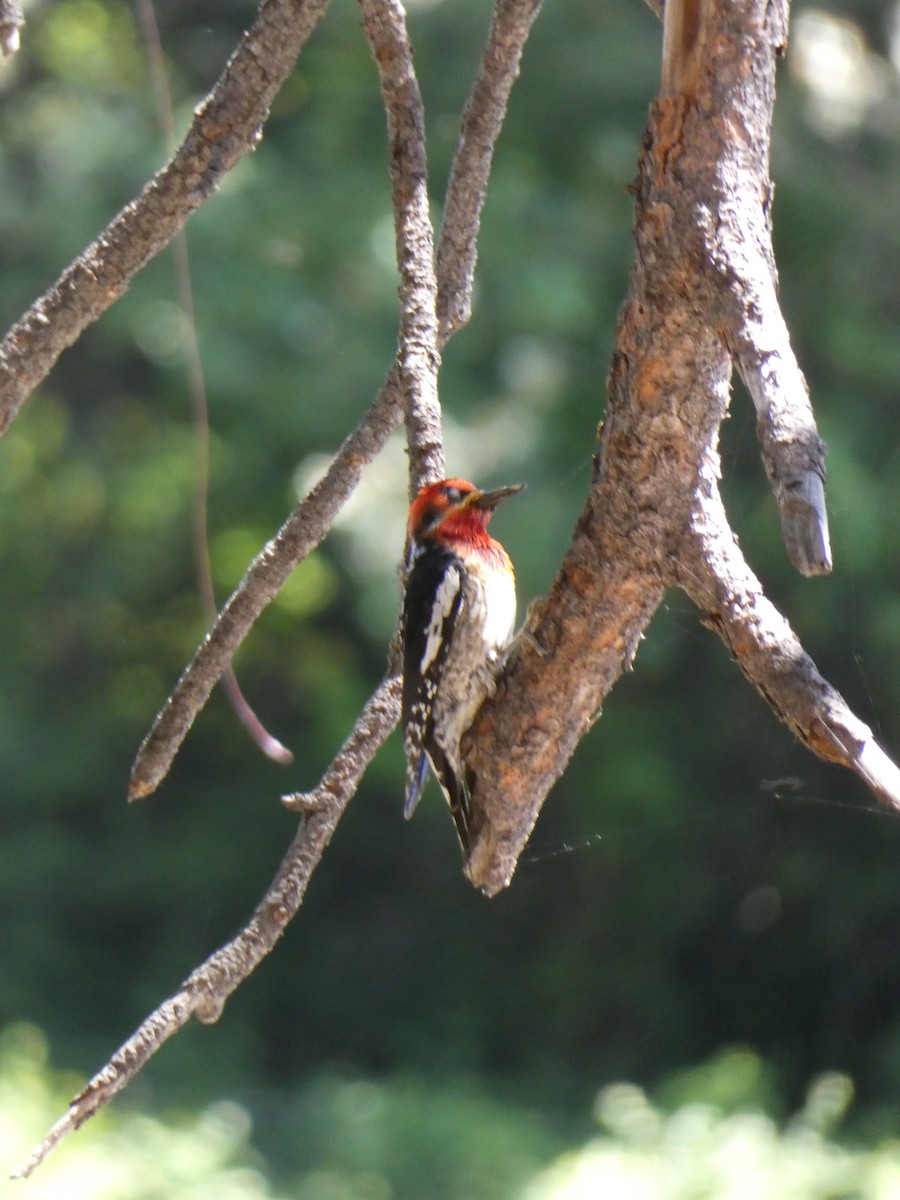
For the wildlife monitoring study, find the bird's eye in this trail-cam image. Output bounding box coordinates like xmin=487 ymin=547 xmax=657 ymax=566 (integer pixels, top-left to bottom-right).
xmin=443 ymin=485 xmax=463 ymax=504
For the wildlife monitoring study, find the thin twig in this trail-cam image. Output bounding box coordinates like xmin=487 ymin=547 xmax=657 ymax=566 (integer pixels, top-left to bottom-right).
xmin=436 ymin=0 xmax=544 ymax=341
xmin=136 ymin=0 xmax=292 ymax=765
xmin=0 ymin=0 xmax=332 ymax=436
xmin=360 ymin=0 xmax=444 ymax=493
xmin=130 ymin=0 xmax=545 ymax=799
xmin=129 ymin=374 xmax=404 ymax=799
xmin=13 ymin=677 xmax=401 ymax=1180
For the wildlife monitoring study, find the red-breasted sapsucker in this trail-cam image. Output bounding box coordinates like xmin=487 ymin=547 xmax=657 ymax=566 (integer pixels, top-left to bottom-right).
xmin=401 ymin=477 xmax=523 ymax=851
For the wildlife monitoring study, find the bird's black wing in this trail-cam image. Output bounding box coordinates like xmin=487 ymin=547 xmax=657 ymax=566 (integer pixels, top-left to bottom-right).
xmin=401 ymin=546 xmax=463 ymax=818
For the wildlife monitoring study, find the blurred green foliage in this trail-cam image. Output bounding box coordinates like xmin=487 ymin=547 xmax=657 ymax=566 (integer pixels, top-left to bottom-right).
xmin=3 ymin=0 xmax=900 ymax=1186
xmin=527 ymin=1049 xmax=900 ymax=1200
xmin=2 ymin=1024 xmax=285 ymax=1199
xmin=8 ymin=1025 xmax=900 ymax=1199
xmin=2 ymin=1023 xmax=560 ymax=1198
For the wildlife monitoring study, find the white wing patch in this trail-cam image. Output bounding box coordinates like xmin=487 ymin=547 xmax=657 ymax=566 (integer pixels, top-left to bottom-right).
xmin=419 ymin=565 xmax=462 ymax=674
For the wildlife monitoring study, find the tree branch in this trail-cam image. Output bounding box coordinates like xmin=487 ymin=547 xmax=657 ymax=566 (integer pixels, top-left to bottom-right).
xmin=731 ymin=283 xmax=832 ymax=577
xmin=463 ymin=452 xmax=668 ymax=893
xmin=463 ymin=0 xmax=891 ymax=894
xmin=360 ymin=0 xmax=444 ymax=493
xmin=13 ymin=677 xmax=401 ymax=1180
xmin=677 ymin=482 xmax=900 ymax=808
xmin=436 ymin=0 xmax=544 ymax=340
xmin=662 ymin=0 xmax=830 ymax=576
xmin=0 ymin=0 xmax=331 ymax=436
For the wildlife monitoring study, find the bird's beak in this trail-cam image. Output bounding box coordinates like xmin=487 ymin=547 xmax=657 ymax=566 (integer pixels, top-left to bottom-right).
xmin=469 ymin=483 xmax=525 ymax=511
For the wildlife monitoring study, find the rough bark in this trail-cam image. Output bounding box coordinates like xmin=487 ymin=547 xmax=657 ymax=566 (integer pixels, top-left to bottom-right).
xmin=463 ymin=0 xmax=896 ymax=894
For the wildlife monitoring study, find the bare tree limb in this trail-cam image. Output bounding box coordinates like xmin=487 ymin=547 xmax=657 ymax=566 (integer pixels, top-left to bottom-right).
xmin=463 ymin=0 xmax=893 ymax=895
xmin=702 ymin=1 xmax=832 ymax=578
xmin=13 ymin=677 xmax=401 ymax=1181
xmin=464 ymin=456 xmax=668 ymax=893
xmin=0 ymin=0 xmax=332 ymax=436
xmin=436 ymin=0 xmax=544 ymax=340
xmin=660 ymin=0 xmax=831 ymax=576
xmin=731 ymin=285 xmax=832 ymax=577
xmin=360 ymin=0 xmax=444 ymax=492
xmin=130 ymin=0 xmax=546 ymax=799
xmin=677 ymin=482 xmax=900 ymax=808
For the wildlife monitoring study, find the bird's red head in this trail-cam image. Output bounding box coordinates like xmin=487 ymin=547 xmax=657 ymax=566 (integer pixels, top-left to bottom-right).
xmin=407 ymin=477 xmax=524 ymax=545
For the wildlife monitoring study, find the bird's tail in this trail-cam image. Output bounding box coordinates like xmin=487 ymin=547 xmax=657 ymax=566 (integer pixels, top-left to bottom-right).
xmin=404 ymin=754 xmax=430 ymax=820
xmin=431 ymin=745 xmax=472 ymax=855
xmin=404 ymin=747 xmax=472 ymax=855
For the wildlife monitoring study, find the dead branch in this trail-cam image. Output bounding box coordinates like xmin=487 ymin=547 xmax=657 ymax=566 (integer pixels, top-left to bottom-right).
xmin=463 ymin=0 xmax=897 ymax=895
xmin=360 ymin=0 xmax=444 ymax=492
xmin=678 ymin=482 xmax=900 ymax=808
xmin=0 ymin=0 xmax=331 ymax=436
xmin=130 ymin=0 xmax=546 ymax=800
xmin=436 ymin=0 xmax=544 ymax=340
xmin=661 ymin=0 xmax=830 ymax=577
xmin=13 ymin=677 xmax=401 ymax=1181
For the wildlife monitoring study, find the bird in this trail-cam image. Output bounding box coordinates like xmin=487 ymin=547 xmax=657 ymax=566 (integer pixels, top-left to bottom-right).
xmin=401 ymin=476 xmax=523 ymax=852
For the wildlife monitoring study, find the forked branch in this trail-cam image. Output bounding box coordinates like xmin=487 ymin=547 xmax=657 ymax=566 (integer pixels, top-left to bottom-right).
xmin=463 ymin=0 xmax=895 ymax=894
xmin=130 ymin=0 xmax=546 ymax=799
